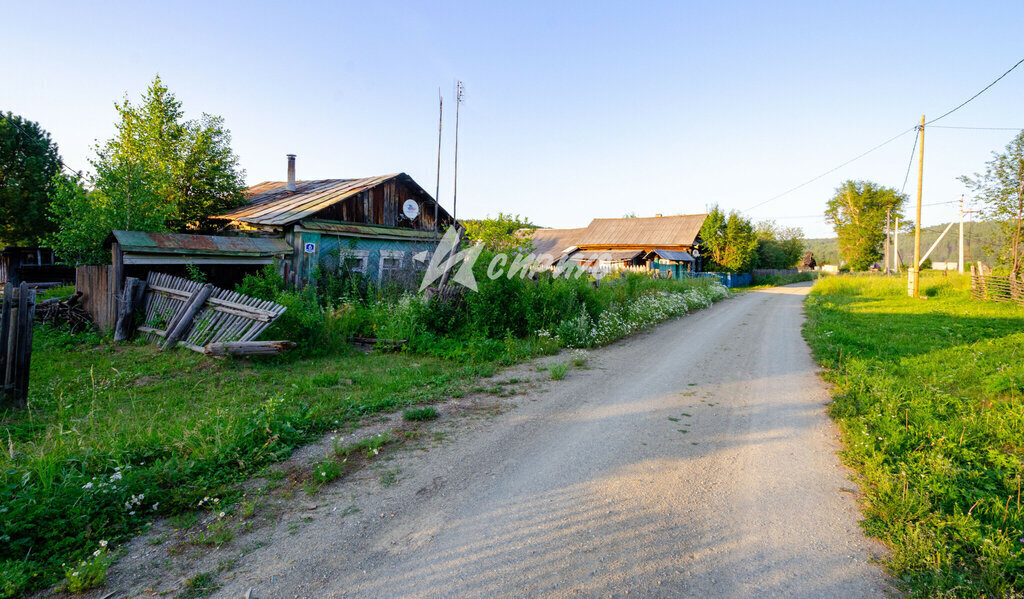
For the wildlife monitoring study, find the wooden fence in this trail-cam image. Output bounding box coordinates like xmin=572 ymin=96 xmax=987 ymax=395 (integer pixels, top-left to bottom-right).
xmin=137 ymin=272 xmax=287 ymax=352
xmin=76 ymin=265 xmax=115 ymax=331
xmin=0 ymin=282 xmax=37 ymax=408
xmin=970 ymin=272 xmax=1024 ymax=306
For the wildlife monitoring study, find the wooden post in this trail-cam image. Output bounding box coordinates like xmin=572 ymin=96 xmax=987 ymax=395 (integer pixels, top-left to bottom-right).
xmin=909 ymin=115 xmax=925 ymax=298
xmin=114 ymin=277 xmax=147 ymax=342
xmin=161 ymin=283 xmax=214 ymax=350
xmin=14 ymin=283 xmax=35 ymax=406
xmin=110 ymin=242 xmax=124 ymax=329
xmin=0 ymin=283 xmax=12 ymax=404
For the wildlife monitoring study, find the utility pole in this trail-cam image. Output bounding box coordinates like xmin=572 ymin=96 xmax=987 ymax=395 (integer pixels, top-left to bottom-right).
xmin=885 ymin=209 xmax=892 ymax=274
xmin=452 ymin=80 xmax=464 ymax=223
xmin=434 ymin=88 xmax=443 ymax=237
xmin=909 ymin=115 xmax=925 ymax=298
xmin=894 ymin=216 xmax=900 ymax=273
xmin=957 ymin=194 xmax=980 ymax=274
xmin=959 ymin=195 xmax=965 ymax=274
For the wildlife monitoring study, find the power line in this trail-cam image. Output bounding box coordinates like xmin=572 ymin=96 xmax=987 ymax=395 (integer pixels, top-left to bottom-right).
xmin=743 ymin=126 xmax=916 ymax=212
xmin=0 ymin=114 xmax=80 ymax=176
xmin=899 ymin=127 xmax=920 ymax=195
xmin=930 ymin=125 xmax=1024 ymax=131
xmin=925 ymin=57 xmax=1024 ymax=125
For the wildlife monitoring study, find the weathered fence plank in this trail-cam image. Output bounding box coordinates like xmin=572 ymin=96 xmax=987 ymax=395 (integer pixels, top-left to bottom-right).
xmin=1 ymin=282 xmax=37 ymax=408
xmin=137 ymin=272 xmax=287 ymax=353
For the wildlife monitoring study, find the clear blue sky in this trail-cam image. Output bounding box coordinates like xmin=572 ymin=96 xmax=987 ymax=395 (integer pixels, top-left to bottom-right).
xmin=4 ymin=0 xmax=1023 ymax=237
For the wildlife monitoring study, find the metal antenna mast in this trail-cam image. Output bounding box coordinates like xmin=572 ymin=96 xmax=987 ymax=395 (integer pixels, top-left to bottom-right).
xmin=453 ymin=80 xmax=464 ymax=223
xmin=435 ymin=88 xmax=443 ymax=236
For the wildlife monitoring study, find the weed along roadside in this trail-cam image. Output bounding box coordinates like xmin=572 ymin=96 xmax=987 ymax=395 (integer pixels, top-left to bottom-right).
xmin=0 ymin=268 xmax=727 ymax=597
xmin=803 ymin=272 xmax=1024 ymax=598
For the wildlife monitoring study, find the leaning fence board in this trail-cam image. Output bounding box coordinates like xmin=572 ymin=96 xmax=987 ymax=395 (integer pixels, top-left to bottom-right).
xmin=0 ymin=282 xmax=36 ymax=408
xmin=139 ymin=272 xmax=287 ymax=352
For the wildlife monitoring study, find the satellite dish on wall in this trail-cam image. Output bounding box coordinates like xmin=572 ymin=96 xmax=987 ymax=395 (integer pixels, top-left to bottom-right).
xmin=402 ymin=199 xmax=420 ymax=220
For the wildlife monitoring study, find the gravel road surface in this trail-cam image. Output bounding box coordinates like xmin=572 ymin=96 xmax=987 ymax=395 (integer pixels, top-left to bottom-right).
xmin=212 ymin=283 xmax=890 ymax=598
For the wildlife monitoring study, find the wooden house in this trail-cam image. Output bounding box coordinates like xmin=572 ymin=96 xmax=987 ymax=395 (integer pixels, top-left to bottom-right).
xmin=531 ymin=214 xmax=706 ymax=277
xmin=214 ymin=155 xmax=454 ymax=285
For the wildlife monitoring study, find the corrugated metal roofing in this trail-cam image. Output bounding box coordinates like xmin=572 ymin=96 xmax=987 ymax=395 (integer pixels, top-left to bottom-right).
xmin=214 ymin=174 xmax=404 ymax=226
xmin=574 ymin=214 xmax=706 ymax=247
xmin=299 ymin=220 xmax=440 ymax=240
xmin=107 ymin=231 xmax=292 ymax=256
xmin=530 ymin=228 xmax=585 ymax=256
xmin=574 ymin=250 xmax=643 ymax=261
xmin=652 ymin=249 xmax=695 ymax=262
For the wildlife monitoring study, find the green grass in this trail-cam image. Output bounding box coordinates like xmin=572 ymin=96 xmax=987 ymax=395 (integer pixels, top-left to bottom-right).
xmin=0 ymin=326 xmax=496 ymax=596
xmin=178 ymin=571 xmax=219 ymax=599
xmin=803 ymin=272 xmax=1024 ymax=597
xmin=402 ymin=406 xmax=438 ymax=422
xmin=549 ymin=362 xmax=570 ymax=380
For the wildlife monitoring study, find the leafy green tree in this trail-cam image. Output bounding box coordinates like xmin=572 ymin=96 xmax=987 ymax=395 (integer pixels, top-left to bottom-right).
xmin=753 ymin=220 xmax=804 ymax=269
xmin=699 ymin=205 xmax=758 ymax=272
xmin=47 ymin=169 xmax=172 ymax=265
xmin=825 ymin=180 xmax=905 ymax=271
xmin=48 ymin=76 xmax=246 ymax=262
xmin=0 ymin=113 xmax=63 ymax=245
xmin=93 ymin=75 xmax=246 ymax=231
xmin=462 ymin=213 xmax=536 ymax=252
xmin=959 ymin=130 xmax=1024 ymax=278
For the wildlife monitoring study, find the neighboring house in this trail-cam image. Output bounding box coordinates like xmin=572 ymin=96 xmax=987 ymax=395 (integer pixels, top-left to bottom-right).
xmin=0 ymin=247 xmax=75 ymax=287
xmin=214 ymin=156 xmax=454 ymax=284
xmin=531 ymin=214 xmax=707 ymax=277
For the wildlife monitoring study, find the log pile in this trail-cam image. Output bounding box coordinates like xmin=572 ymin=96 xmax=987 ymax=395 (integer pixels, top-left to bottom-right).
xmin=35 ymin=291 xmax=93 ymax=333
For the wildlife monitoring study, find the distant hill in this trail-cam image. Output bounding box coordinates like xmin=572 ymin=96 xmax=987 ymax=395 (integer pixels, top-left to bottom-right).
xmin=805 ymin=220 xmax=1002 ymax=267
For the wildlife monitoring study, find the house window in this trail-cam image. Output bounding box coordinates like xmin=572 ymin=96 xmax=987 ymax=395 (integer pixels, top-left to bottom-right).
xmin=379 ymin=249 xmax=404 ymax=276
xmin=412 ymin=250 xmax=432 ymax=271
xmin=340 ymin=250 xmax=370 ymax=274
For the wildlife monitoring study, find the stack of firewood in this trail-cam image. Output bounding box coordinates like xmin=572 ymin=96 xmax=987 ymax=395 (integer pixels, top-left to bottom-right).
xmin=35 ymin=291 xmax=93 ymax=333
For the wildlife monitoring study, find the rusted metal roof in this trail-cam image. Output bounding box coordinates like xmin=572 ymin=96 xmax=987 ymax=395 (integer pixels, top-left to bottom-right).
xmin=106 ymin=231 xmax=292 ymax=257
xmin=298 ymin=220 xmax=440 ymax=241
xmin=214 ymin=173 xmax=448 ymax=227
xmin=530 ymin=228 xmax=585 ymax=256
xmin=574 ymin=214 xmax=706 ymax=248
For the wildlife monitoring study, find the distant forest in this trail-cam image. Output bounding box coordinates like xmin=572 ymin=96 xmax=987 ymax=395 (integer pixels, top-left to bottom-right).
xmin=805 ymin=220 xmax=1001 ymax=267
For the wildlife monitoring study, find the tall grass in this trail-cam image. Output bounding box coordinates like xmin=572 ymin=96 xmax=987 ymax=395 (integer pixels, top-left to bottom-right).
xmin=804 ymin=272 xmax=1024 ymax=597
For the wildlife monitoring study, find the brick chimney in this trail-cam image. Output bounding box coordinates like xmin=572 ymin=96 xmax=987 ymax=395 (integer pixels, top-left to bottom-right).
xmin=286 ymin=154 xmax=296 ymax=192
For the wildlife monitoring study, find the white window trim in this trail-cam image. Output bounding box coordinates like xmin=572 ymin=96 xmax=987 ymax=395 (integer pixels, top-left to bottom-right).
xmin=340 ymin=249 xmax=370 ymax=274
xmin=378 ymin=249 xmax=405 ymax=274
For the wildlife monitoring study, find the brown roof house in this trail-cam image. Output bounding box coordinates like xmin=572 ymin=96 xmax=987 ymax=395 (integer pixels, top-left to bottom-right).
xmin=531 ymin=214 xmax=707 ymax=278
xmin=215 ymin=155 xmax=454 ymax=285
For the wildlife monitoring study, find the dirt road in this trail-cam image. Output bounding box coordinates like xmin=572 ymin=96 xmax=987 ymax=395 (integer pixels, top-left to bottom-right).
xmin=211 ymin=283 xmax=890 ymax=598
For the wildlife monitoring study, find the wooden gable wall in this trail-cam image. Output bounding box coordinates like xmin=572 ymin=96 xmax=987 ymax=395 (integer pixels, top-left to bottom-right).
xmin=310 ymin=179 xmax=446 ymax=231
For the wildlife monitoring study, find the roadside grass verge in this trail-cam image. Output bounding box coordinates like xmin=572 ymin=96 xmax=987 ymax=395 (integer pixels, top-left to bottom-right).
xmin=0 ymin=273 xmax=729 ymax=595
xmin=0 ymin=329 xmax=494 ymax=595
xmin=803 ymin=272 xmax=1024 ymax=597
